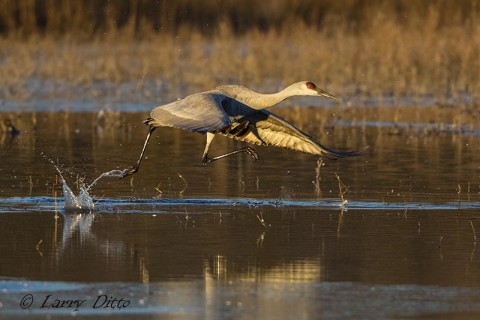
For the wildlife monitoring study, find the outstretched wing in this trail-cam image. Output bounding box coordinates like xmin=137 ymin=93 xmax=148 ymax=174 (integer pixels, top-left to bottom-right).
xmin=148 ymin=93 xmax=231 ymax=134
xmin=222 ymin=110 xmax=364 ymax=158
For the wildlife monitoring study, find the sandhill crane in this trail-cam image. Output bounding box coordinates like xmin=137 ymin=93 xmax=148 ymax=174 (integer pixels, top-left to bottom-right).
xmin=121 ymin=81 xmax=366 ymax=177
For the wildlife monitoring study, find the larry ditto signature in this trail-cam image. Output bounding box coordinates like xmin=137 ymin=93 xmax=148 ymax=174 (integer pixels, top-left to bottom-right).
xmin=20 ymin=293 xmax=131 ymax=312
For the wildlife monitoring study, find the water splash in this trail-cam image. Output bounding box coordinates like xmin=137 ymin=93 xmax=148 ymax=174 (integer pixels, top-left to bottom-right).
xmin=51 ymin=164 xmax=92 ymax=210
xmin=45 ymin=155 xmax=125 ymax=210
xmin=84 ymin=170 xmax=125 ymax=192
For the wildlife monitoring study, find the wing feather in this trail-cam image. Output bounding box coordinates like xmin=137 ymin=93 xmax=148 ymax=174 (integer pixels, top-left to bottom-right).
xmin=223 ymin=110 xmax=363 ymax=158
xmin=148 ymin=93 xmax=230 ymax=134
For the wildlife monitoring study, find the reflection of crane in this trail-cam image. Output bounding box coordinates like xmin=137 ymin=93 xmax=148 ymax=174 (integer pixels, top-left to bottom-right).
xmin=122 ymin=81 xmax=366 ymax=177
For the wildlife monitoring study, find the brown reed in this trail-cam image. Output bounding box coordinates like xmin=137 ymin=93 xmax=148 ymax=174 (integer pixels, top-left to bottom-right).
xmin=1 ymin=0 xmax=478 ymax=38
xmin=0 ymin=1 xmax=479 ymax=104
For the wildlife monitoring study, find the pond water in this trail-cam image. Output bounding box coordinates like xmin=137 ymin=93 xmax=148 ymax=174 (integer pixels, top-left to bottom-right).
xmin=1 ymin=106 xmax=480 ymax=319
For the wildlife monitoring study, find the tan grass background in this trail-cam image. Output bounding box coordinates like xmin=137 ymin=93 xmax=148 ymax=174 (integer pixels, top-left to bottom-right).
xmin=1 ymin=0 xmax=479 ymax=104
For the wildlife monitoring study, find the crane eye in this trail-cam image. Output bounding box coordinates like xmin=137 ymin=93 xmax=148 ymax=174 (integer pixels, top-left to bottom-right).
xmin=306 ymin=82 xmax=316 ymax=90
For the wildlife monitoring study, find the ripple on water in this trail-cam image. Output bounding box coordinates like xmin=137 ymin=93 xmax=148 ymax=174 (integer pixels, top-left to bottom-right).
xmin=0 ymin=195 xmax=479 ymax=214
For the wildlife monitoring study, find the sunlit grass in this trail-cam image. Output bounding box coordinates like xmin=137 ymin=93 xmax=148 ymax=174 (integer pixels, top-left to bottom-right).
xmin=1 ymin=0 xmax=480 ymax=108
xmin=1 ymin=14 xmax=479 ymax=107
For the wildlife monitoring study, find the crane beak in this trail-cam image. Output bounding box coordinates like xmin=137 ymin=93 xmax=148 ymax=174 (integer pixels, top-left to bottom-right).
xmin=317 ymin=88 xmax=340 ymax=102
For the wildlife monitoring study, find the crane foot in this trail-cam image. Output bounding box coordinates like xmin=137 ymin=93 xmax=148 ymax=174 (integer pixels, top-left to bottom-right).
xmin=120 ymin=165 xmax=139 ymax=178
xmin=243 ymin=147 xmax=259 ymax=160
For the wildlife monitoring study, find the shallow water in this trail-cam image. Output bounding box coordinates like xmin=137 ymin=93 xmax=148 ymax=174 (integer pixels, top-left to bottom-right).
xmin=1 ymin=108 xmax=480 ymax=319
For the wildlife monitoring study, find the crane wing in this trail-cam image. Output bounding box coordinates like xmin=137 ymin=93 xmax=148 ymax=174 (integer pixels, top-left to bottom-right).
xmin=148 ymin=93 xmax=231 ymax=134
xmin=224 ymin=110 xmax=362 ymax=158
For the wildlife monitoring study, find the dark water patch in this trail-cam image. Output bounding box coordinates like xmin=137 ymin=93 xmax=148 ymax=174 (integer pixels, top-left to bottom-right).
xmin=1 ymin=207 xmax=480 ymax=318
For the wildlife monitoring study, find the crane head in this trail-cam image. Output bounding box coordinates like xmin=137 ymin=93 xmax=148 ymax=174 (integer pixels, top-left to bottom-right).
xmin=305 ymin=81 xmax=339 ymax=102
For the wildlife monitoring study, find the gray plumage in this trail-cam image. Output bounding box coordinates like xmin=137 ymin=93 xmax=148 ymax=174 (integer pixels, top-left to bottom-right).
xmin=122 ymin=81 xmax=365 ymax=177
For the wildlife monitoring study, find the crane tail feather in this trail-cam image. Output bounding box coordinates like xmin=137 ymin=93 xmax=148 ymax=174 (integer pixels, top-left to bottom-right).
xmin=318 ymin=145 xmax=369 ymax=160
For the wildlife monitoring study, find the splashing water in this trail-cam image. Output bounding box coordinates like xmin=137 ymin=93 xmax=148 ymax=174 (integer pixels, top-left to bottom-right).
xmin=46 ymin=155 xmax=125 ymax=210
xmin=84 ymin=170 xmax=125 ymax=192
xmin=51 ymin=164 xmax=93 ymax=210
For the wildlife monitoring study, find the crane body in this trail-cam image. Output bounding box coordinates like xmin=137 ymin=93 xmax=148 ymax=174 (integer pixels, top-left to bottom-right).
xmin=121 ymin=81 xmax=365 ymax=177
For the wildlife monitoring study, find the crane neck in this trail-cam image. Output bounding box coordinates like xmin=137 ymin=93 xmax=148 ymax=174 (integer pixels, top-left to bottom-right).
xmin=217 ymin=85 xmax=295 ymax=110
xmin=244 ymin=90 xmax=292 ymax=109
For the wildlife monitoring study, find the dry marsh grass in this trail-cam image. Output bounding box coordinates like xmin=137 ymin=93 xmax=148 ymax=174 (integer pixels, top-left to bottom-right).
xmin=1 ymin=1 xmax=480 ymax=106
xmin=1 ymin=0 xmax=478 ymax=38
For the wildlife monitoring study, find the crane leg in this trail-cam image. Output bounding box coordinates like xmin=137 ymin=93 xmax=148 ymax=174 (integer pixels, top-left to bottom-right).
xmin=202 ymin=132 xmax=259 ymax=164
xmin=121 ymin=126 xmax=156 ymax=178
xmin=203 ymin=147 xmax=259 ymax=164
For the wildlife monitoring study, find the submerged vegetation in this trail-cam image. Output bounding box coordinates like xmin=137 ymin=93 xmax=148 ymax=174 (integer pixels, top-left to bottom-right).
xmin=0 ymin=0 xmax=479 ymax=105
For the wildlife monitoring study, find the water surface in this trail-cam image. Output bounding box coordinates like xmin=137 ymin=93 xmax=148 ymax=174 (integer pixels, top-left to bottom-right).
xmin=1 ymin=108 xmax=479 ymax=319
